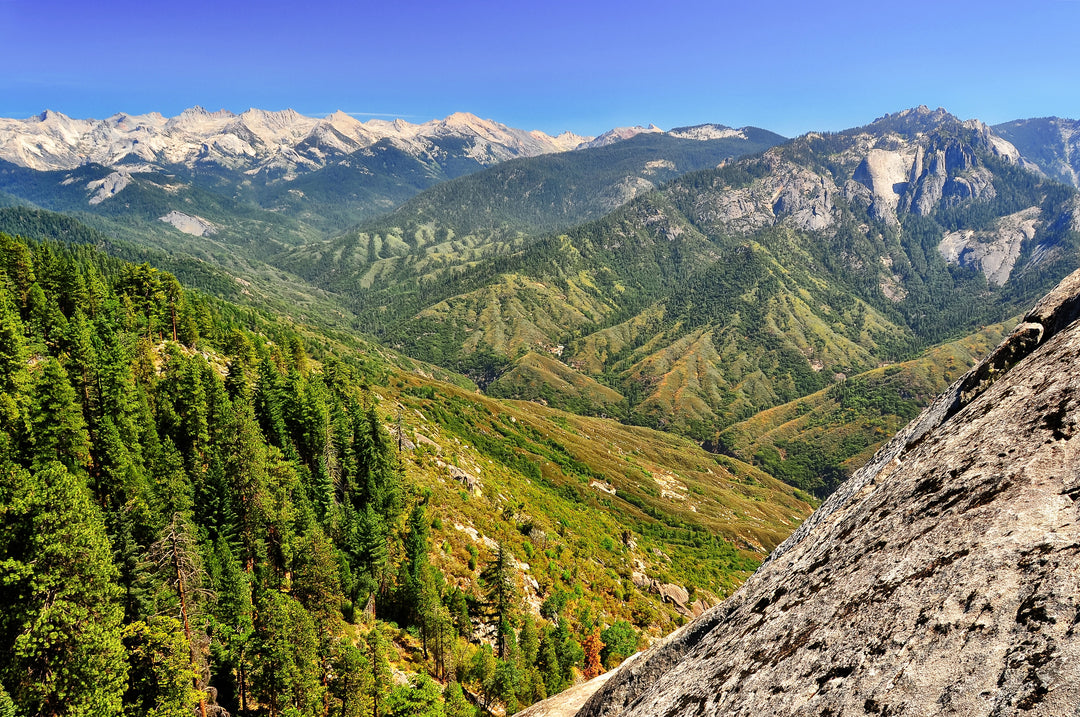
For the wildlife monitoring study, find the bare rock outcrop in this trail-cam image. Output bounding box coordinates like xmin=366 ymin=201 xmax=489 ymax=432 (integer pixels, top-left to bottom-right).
xmin=569 ymin=267 xmax=1080 ymax=716
xmin=851 ymin=148 xmax=913 ymax=224
xmin=159 ymin=210 xmax=218 ymax=237
xmin=686 ymin=154 xmax=839 ymax=235
xmin=447 ymin=465 xmax=481 ymax=494
xmin=938 ymin=206 xmax=1041 ymax=286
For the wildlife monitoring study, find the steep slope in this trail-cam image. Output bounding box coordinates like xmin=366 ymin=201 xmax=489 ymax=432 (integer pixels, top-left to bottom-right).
xmin=557 ymin=267 xmax=1080 ymax=717
xmin=994 ymin=116 xmax=1080 ymax=188
xmin=486 ymin=351 xmax=626 ymax=416
xmin=369 ymin=107 xmax=1080 ymax=456
xmin=0 ymin=228 xmax=815 ymax=717
xmin=272 ymin=128 xmax=784 ymax=297
xmin=715 ymin=320 xmax=1011 ymax=496
xmin=0 ymin=159 xmax=323 ymax=255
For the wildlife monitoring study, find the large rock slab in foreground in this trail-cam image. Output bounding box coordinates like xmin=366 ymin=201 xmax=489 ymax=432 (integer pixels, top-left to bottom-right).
xmin=574 ymin=268 xmax=1080 ymax=716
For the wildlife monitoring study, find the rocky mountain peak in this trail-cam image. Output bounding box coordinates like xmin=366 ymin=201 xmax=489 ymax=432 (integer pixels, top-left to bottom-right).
xmin=36 ymin=109 xmax=69 ymax=123
xmin=524 ymin=268 xmax=1080 ymax=717
xmin=840 ymin=111 xmax=1028 ymax=225
xmin=583 ymin=125 xmax=665 ymax=149
xmin=164 ymin=106 xmax=236 ymax=134
xmin=443 ymin=110 xmax=483 ymax=126
xmin=175 ymin=105 xmax=229 ymax=121
xmin=325 ymin=110 xmax=363 ymax=128
xmin=864 ymin=105 xmax=965 ymax=138
xmin=0 ymin=108 xmax=601 ymax=176
xmin=667 ymin=124 xmax=743 ymax=141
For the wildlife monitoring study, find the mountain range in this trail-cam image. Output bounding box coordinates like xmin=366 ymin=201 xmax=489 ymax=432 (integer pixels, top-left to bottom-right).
xmin=2 ymin=104 xmax=1080 ymax=502
xmin=3 ymin=101 xmax=1080 ymax=716
xmin=0 ymin=107 xmax=588 ymax=174
xmin=269 ymin=107 xmax=1080 ymax=500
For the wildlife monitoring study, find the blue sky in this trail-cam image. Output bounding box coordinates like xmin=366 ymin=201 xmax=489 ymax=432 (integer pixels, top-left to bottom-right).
xmin=2 ymin=0 xmax=1078 ymax=138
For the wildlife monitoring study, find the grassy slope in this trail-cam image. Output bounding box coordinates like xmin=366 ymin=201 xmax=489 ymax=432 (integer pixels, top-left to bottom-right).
xmin=715 ymin=320 xmax=1012 ymax=495
xmin=486 ymin=352 xmax=627 ymax=417
xmin=378 ymin=370 xmax=814 ymax=620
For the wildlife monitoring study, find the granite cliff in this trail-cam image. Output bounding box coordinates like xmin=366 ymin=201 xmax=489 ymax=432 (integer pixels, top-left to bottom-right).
xmin=523 ymin=267 xmax=1080 ymax=716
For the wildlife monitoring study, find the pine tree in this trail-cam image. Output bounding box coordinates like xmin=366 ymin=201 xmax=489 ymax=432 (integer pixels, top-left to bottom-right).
xmin=123 ymin=616 xmax=201 ymax=717
xmin=292 ymin=528 xmax=344 ymax=633
xmin=116 ymin=262 xmax=166 ymax=339
xmin=0 ymin=282 xmax=28 ymax=460
xmin=518 ymin=614 xmax=539 ymax=668
xmin=327 ymin=639 xmax=370 ymax=717
xmin=366 ymin=626 xmax=392 ymax=717
xmin=0 ymin=463 xmax=128 ymax=716
xmin=599 ymin=620 xmax=638 ymax=669
xmin=442 ymin=682 xmax=472 ymax=717
xmin=536 ymin=627 xmax=563 ymax=695
xmin=493 ymin=659 xmax=520 ymax=715
xmin=26 ymin=281 xmax=67 ymax=350
xmin=207 ymin=538 xmax=254 ymax=716
xmin=149 ymin=514 xmax=212 ymax=717
xmin=401 ymin=502 xmax=439 ymax=657
xmin=357 ymin=503 xmax=390 ymax=602
xmin=384 ymin=672 xmax=444 ymax=717
xmin=29 ymin=357 xmax=91 ymax=474
xmin=469 ymin=644 xmax=497 ymax=709
xmin=251 ymin=589 xmax=322 ymax=717
xmin=224 ymin=405 xmax=271 ymax=572
xmin=553 ymin=621 xmax=584 ymax=686
xmin=480 ymin=542 xmax=518 ymax=659
xmin=0 ymin=233 xmax=36 ymax=307
xmin=449 ymin=586 xmax=472 ymax=638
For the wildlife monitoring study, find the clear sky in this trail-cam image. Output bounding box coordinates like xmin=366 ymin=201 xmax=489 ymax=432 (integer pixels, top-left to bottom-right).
xmin=2 ymin=0 xmax=1078 ymax=138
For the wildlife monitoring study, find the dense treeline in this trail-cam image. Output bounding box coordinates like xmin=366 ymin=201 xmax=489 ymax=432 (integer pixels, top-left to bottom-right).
xmin=0 ymin=233 xmax=627 ymax=716
xmin=0 ymin=206 xmax=267 ymax=305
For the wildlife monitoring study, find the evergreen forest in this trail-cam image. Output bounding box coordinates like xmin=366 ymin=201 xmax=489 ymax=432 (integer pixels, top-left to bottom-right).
xmin=0 ymin=231 xmax=806 ymax=716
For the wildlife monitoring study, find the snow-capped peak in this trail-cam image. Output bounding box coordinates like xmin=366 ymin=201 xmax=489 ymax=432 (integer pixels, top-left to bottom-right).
xmin=0 ymin=107 xmax=605 ymax=176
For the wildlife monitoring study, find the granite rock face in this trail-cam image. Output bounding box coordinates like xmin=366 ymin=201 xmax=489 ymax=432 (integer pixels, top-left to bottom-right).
xmin=570 ymin=268 xmax=1080 ymax=717
xmin=938 ymin=207 xmax=1040 ymax=287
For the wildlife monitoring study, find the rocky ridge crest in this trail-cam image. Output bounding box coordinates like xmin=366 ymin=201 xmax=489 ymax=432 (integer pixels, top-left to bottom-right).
xmin=0 ymin=108 xmax=596 ymax=178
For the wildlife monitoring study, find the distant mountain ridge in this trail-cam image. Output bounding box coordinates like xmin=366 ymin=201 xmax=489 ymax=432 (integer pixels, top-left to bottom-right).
xmin=0 ymin=107 xmax=590 ymax=176
xmin=0 ymin=108 xmax=782 ymax=234
xmin=0 ymin=108 xmax=772 ymax=178
xmin=321 ymin=106 xmax=1080 ymax=488
xmin=994 ymin=116 xmax=1080 ymax=188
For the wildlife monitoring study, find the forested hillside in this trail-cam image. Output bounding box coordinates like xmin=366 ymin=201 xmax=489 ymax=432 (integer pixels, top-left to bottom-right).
xmin=271 ymin=130 xmax=784 ymax=323
xmin=0 ymin=231 xmax=811 ymax=716
xmin=321 ymin=110 xmax=1080 ymax=497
